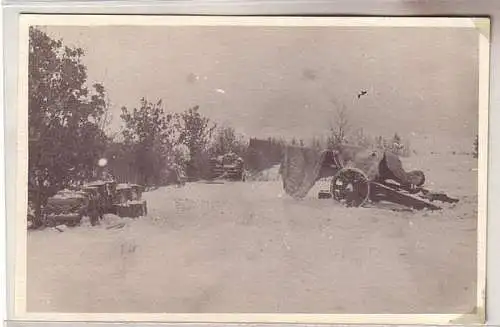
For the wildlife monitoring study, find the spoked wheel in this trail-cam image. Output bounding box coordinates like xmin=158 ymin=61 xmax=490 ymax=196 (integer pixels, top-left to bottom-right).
xmin=330 ymin=168 xmax=370 ymax=207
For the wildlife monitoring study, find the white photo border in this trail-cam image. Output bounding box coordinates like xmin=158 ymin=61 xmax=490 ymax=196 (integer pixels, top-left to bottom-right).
xmin=9 ymin=13 xmax=490 ymax=325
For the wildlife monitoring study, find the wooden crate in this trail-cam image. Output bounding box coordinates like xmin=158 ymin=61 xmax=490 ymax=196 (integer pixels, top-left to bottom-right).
xmin=129 ymin=184 xmax=144 ymax=201
xmin=115 ymin=200 xmax=147 ymax=218
xmin=114 ymin=184 xmax=132 ymax=204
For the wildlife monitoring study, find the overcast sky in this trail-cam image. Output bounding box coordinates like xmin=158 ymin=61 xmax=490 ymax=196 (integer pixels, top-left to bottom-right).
xmin=41 ymin=25 xmax=480 ymax=152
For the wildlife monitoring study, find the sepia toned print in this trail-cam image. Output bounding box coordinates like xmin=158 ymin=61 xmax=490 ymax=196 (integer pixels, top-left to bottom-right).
xmin=17 ymin=15 xmax=488 ymax=323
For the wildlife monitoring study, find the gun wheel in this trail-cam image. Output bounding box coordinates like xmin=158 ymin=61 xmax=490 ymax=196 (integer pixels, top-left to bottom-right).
xmin=331 ymin=167 xmax=370 ymax=207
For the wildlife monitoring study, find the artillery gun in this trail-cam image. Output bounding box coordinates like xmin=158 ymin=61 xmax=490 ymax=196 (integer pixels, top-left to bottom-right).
xmin=281 ymin=145 xmax=458 ymax=210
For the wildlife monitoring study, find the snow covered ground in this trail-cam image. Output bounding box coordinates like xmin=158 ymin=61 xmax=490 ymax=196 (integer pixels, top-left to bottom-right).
xmin=27 ymin=153 xmax=478 ymax=314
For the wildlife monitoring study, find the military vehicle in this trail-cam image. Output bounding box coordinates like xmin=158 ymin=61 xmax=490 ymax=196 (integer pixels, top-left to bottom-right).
xmin=209 ymin=152 xmax=245 ymax=181
xmin=43 ymin=189 xmax=90 ymax=227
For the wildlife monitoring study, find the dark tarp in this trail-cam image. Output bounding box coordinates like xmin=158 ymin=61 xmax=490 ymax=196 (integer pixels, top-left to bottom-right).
xmin=280 ymin=146 xmax=327 ymax=199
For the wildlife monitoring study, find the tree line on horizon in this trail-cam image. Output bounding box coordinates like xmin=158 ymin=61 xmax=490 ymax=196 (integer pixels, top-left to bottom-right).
xmin=28 ymin=27 xmax=257 ymax=222
xmin=29 ymin=27 xmax=458 ymax=223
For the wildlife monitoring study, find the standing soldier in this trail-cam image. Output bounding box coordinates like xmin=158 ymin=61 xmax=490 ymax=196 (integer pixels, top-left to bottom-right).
xmin=82 ymin=188 xmax=100 ymax=226
xmin=89 ymin=192 xmax=100 ymax=226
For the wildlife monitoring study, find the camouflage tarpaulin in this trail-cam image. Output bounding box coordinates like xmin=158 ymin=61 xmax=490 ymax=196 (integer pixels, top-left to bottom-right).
xmin=346 ymin=148 xmax=385 ymax=181
xmin=280 ymin=146 xmax=326 ymax=199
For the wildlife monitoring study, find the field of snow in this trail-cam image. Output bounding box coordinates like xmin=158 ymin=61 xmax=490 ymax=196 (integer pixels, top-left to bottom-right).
xmin=27 ymin=153 xmax=478 ymax=314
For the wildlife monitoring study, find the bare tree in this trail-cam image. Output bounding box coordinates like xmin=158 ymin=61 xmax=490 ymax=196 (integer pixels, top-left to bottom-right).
xmin=98 ymin=95 xmax=114 ymax=136
xmin=328 ymin=104 xmax=350 ymax=149
xmin=211 ymin=125 xmax=248 ymax=157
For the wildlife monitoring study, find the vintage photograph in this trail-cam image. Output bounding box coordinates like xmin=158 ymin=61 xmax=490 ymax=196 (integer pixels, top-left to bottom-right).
xmin=19 ymin=16 xmax=488 ymax=321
